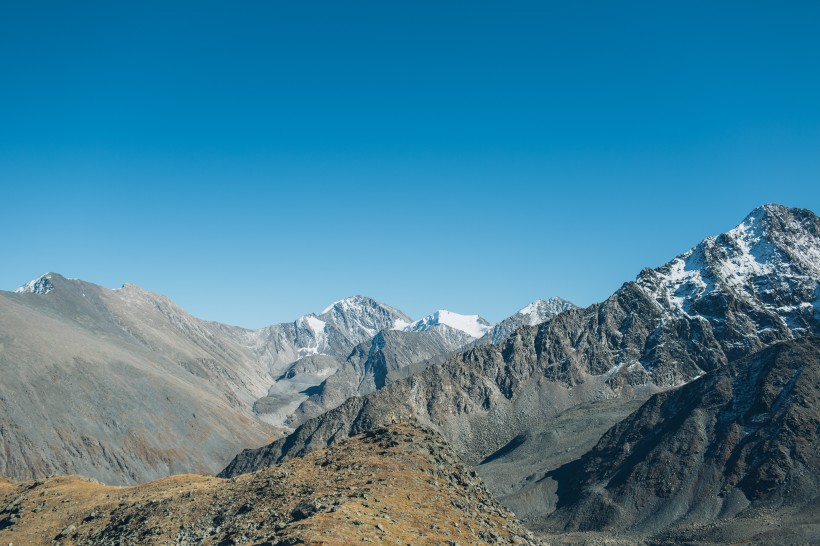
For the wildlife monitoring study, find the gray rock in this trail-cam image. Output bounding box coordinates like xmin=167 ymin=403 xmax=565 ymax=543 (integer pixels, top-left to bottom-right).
xmin=545 ymin=337 xmax=820 ymax=538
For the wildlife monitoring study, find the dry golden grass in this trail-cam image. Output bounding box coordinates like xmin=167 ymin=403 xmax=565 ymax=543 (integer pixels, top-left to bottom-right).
xmin=0 ymin=422 xmax=538 ymax=545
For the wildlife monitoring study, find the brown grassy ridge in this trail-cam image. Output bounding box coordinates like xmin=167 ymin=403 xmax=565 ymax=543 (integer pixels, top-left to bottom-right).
xmin=0 ymin=422 xmax=539 ymax=545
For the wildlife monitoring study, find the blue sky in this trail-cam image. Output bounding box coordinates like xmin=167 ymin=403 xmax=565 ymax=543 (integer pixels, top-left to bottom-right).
xmin=1 ymin=1 xmax=819 ymax=327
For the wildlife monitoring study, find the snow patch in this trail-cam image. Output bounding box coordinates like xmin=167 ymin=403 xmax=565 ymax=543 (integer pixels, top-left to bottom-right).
xmin=296 ymin=315 xmax=328 ymax=357
xmin=518 ymin=301 xmax=543 ymax=326
xmin=641 ymin=205 xmax=820 ymax=328
xmin=404 ymin=310 xmax=492 ymax=339
xmin=15 ymin=274 xmax=55 ymax=295
xmin=321 ymin=300 xmax=343 ymax=314
xmin=391 ymin=318 xmax=413 ymax=331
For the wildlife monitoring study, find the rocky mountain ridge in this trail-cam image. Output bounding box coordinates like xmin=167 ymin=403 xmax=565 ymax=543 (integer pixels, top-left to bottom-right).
xmin=2 ymin=270 xmax=567 ymax=484
xmin=0 ymin=422 xmax=540 ymax=546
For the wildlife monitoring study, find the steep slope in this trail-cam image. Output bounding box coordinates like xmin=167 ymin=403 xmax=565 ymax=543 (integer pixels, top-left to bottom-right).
xmin=543 ymin=337 xmax=820 ymax=543
xmin=0 ymin=279 xmax=414 ymax=485
xmin=0 ymin=423 xmax=540 ymax=546
xmin=221 ymin=205 xmax=820 ymax=482
xmin=474 ymin=396 xmax=651 ymax=529
xmin=216 ymin=294 xmax=412 ymax=381
xmin=253 ymin=307 xmax=493 ymax=427
xmin=0 ymin=274 xmax=275 ymax=485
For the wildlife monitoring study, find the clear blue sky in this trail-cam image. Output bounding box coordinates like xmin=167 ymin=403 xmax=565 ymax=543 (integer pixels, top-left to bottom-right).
xmin=1 ymin=1 xmax=818 ymax=327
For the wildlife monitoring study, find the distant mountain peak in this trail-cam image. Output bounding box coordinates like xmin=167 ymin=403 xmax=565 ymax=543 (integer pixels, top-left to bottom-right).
xmin=320 ymin=295 xmax=382 ymax=315
xmin=318 ymin=295 xmax=412 ymax=332
xmin=517 ymin=297 xmax=576 ymax=325
xmin=404 ymin=309 xmax=492 ymax=339
xmin=479 ymin=296 xmax=577 ymax=344
xmin=14 ymin=272 xmax=58 ymax=295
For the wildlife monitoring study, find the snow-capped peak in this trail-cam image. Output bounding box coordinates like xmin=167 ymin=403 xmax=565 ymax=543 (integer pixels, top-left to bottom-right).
xmin=15 ymin=273 xmax=56 ymax=295
xmin=403 ymin=310 xmax=492 ymax=339
xmin=320 ymin=295 xmax=377 ymax=315
xmin=518 ymin=297 xmax=576 ymax=326
xmin=637 ymin=203 xmax=820 ymax=328
xmin=317 ymin=295 xmax=413 ymax=341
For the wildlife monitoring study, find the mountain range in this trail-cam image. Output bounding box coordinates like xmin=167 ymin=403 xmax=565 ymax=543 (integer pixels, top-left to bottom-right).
xmin=0 ymin=271 xmax=568 ymax=485
xmin=1 ymin=203 xmax=818 ymax=544
xmin=218 ymin=204 xmax=820 ymax=542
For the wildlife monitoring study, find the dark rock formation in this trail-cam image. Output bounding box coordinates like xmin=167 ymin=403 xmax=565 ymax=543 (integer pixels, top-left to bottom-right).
xmin=545 ymin=337 xmax=820 ymax=537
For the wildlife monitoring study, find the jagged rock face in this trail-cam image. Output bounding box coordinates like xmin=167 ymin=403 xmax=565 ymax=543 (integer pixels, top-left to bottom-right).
xmin=217 ymin=296 xmax=415 ymax=426
xmin=544 ymin=337 xmax=820 ymax=535
xmin=221 ymin=205 xmax=820 ymax=477
xmin=0 ymin=423 xmax=540 ymax=546
xmin=249 ymin=310 xmax=473 ymax=427
xmin=482 ymin=297 xmax=577 ymax=345
xmin=14 ymin=273 xmax=55 ymax=295
xmin=320 ymin=295 xmax=413 ymax=346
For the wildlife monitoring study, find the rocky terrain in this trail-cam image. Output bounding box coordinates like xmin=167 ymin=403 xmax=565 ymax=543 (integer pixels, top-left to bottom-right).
xmin=217 ymin=295 xmax=415 ymax=426
xmin=220 ymin=205 xmax=820 ymax=536
xmin=541 ymin=336 xmax=820 ymax=544
xmin=223 ymin=206 xmax=819 ymax=467
xmin=474 ymin=396 xmax=651 ymax=529
xmin=284 ymin=326 xmax=478 ymax=426
xmin=0 ymin=422 xmax=539 ymax=546
xmin=2 ymin=203 xmax=818 ymax=545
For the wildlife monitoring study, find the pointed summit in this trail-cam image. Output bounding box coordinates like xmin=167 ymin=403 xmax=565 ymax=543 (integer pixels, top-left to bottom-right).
xmin=317 ymin=295 xmax=413 ymax=344
xmin=320 ymin=295 xmax=395 ymax=316
xmin=635 ymin=204 xmax=819 ymax=337
xmin=14 ymin=272 xmax=60 ymax=295
xmin=482 ymin=297 xmax=577 ymax=344
xmin=517 ymin=297 xmax=577 ymax=326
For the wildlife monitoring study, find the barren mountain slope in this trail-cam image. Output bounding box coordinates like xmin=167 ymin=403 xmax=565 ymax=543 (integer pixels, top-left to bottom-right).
xmin=285 ymin=326 xmax=477 ymax=425
xmin=0 ymin=275 xmax=276 ymax=485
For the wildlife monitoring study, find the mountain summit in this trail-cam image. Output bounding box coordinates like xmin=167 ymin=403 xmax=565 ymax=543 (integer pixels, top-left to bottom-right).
xmin=14 ymin=272 xmax=58 ymax=295
xmin=485 ymin=297 xmax=577 ymax=344
xmin=403 ymin=309 xmax=493 ymax=339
